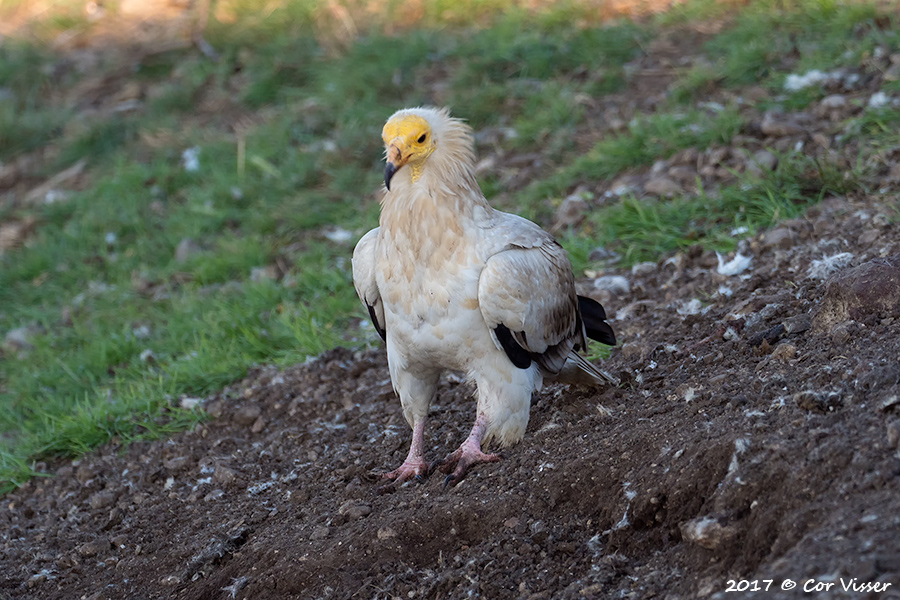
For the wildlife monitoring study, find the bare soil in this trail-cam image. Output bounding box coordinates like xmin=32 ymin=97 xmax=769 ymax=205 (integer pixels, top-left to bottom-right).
xmin=3 ymin=189 xmax=899 ymax=600
xmin=3 ymin=22 xmax=900 ymax=600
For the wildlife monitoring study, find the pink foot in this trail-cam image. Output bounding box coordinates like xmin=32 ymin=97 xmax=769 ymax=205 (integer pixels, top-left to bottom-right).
xmin=382 ymin=457 xmax=430 ymax=484
xmin=379 ymin=417 xmax=430 ymax=491
xmin=439 ymin=413 xmax=500 ymax=487
xmin=439 ymin=444 xmax=500 ymax=487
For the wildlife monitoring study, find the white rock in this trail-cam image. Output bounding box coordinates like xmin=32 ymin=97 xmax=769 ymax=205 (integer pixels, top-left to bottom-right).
xmin=676 ymin=298 xmax=704 ymax=316
xmin=681 ymin=515 xmax=738 ymax=550
xmin=631 ymin=261 xmax=656 ymax=276
xmin=593 ymin=275 xmax=630 ymax=296
xmin=182 ymin=147 xmax=200 ymax=172
xmin=180 ymin=397 xmax=202 ymax=410
xmin=808 ymin=252 xmax=854 ymax=279
xmin=322 ymin=227 xmax=353 ymax=243
xmin=821 ymin=94 xmax=847 ymax=108
xmin=868 ymin=91 xmax=891 ymax=108
xmin=784 ymin=69 xmax=840 ymax=91
xmin=716 ymin=252 xmax=752 ymax=276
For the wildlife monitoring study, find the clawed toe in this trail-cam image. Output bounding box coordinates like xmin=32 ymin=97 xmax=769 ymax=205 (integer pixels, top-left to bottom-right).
xmin=383 ymin=458 xmax=430 ymax=485
xmin=438 ymin=447 xmax=500 ymax=488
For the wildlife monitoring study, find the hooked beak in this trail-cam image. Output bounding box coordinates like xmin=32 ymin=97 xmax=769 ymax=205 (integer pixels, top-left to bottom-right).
xmin=384 ymin=141 xmax=405 ymax=191
xmin=384 ymin=162 xmax=398 ymax=191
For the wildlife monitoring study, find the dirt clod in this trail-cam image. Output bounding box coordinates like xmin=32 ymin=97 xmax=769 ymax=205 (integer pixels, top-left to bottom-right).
xmin=813 ymin=254 xmax=900 ymax=331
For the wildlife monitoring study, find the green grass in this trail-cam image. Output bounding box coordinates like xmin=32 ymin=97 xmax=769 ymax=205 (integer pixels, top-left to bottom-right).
xmin=670 ymin=0 xmax=892 ymax=103
xmin=1 ymin=0 xmax=898 ymax=492
xmin=562 ymin=151 xmax=860 ymax=269
xmin=514 ymin=106 xmax=744 ymax=221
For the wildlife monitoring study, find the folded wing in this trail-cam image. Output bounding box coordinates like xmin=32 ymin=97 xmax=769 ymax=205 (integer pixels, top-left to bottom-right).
xmin=351 ymin=228 xmax=386 ymax=341
xmin=478 ymin=240 xmax=584 ymax=375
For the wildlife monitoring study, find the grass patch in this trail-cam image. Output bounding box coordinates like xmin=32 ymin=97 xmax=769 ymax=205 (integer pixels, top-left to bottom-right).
xmin=515 ymin=106 xmax=743 ymax=220
xmin=562 ymin=151 xmax=859 ymax=269
xmin=670 ymin=0 xmax=895 ymax=102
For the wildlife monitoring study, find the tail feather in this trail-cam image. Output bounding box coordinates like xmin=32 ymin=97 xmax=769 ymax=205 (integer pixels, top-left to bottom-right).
xmin=552 ymin=352 xmax=619 ymax=387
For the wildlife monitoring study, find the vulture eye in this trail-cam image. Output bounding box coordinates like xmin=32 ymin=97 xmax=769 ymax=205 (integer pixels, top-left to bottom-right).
xmin=418 ymin=133 xmax=427 ymax=143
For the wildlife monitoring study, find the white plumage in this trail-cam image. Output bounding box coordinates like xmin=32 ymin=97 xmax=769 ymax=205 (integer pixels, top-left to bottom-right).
xmin=352 ymin=107 xmax=616 ymax=486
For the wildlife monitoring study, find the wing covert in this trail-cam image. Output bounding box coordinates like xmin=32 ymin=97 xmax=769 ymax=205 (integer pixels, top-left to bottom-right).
xmin=351 ymin=228 xmax=386 ymax=341
xmin=478 ymin=241 xmax=584 ymax=374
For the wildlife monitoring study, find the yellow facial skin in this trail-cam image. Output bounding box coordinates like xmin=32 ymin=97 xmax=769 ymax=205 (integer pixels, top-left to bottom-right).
xmin=382 ymin=114 xmax=436 ymax=190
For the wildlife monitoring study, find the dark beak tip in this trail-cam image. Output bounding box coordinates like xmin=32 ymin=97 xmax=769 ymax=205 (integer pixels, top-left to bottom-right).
xmin=384 ymin=162 xmax=398 ymax=191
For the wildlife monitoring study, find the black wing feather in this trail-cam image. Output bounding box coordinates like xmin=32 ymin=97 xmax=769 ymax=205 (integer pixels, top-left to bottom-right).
xmin=494 ymin=324 xmax=532 ymax=369
xmin=577 ymin=295 xmax=616 ymax=346
xmin=367 ymin=304 xmax=386 ymax=342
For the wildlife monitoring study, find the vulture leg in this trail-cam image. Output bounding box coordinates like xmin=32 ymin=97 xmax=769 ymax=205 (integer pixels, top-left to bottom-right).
xmin=439 ymin=413 xmax=500 ymax=487
xmin=383 ymin=417 xmax=430 ymax=484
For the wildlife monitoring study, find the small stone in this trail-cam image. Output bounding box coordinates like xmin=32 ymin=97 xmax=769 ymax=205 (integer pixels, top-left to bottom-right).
xmin=761 ymin=227 xmax=795 ymax=249
xmin=644 ymin=177 xmax=682 ymax=197
xmin=666 ymin=165 xmax=698 ymax=185
xmin=213 ymin=464 xmax=239 ymax=485
xmin=886 ymin=421 xmax=900 ymax=449
xmin=820 ymin=94 xmax=847 ymax=108
xmin=163 ymin=456 xmax=188 ymax=471
xmin=179 ymin=397 xmax=201 ymax=411
xmin=3 ymin=325 xmax=43 ymax=354
xmin=670 ymin=147 xmax=699 ymax=166
xmin=588 ymin=247 xmax=621 ymax=265
xmin=761 ymin=111 xmax=804 ymax=137
xmin=830 ymin=322 xmax=852 ymax=346
xmin=160 ymin=575 xmax=181 ymax=586
xmin=75 ymin=464 xmax=98 ymax=485
xmin=680 ymin=515 xmax=738 ymax=550
xmin=310 ymin=525 xmax=330 ymax=540
xmin=631 ymin=261 xmax=656 ymax=275
xmin=552 ymin=194 xmax=589 ymax=231
xmin=77 ymin=538 xmax=111 ymax=557
xmin=593 ymin=275 xmax=630 ymax=296
xmin=175 ymin=238 xmax=202 ymax=263
xmin=204 ymin=489 xmax=225 ymax=501
xmin=794 ymin=390 xmax=842 ymax=414
xmin=858 ymin=230 xmax=881 ymax=246
xmin=338 ymin=500 xmax=372 ymax=520
xmin=89 ymin=491 xmax=116 ymax=510
xmin=770 ymin=343 xmax=796 ymax=362
xmin=707 ymin=146 xmax=730 ymax=165
xmin=812 ymin=132 xmax=831 ymax=148
xmin=233 ymin=404 xmax=262 ymax=426
xmin=250 ymin=266 xmax=278 ymax=282
xmin=377 ymin=527 xmax=398 ymax=540
xmin=250 ymin=416 xmax=266 ymax=433
xmin=746 ymin=149 xmax=778 ymax=177
xmin=782 ymin=314 xmax=811 ymax=335
xmin=812 ymin=255 xmax=900 ymax=332
xmin=101 ymin=508 xmax=124 ymax=531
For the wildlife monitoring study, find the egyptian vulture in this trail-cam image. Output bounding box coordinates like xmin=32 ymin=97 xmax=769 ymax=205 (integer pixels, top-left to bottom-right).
xmin=352 ymin=107 xmax=616 ymax=487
